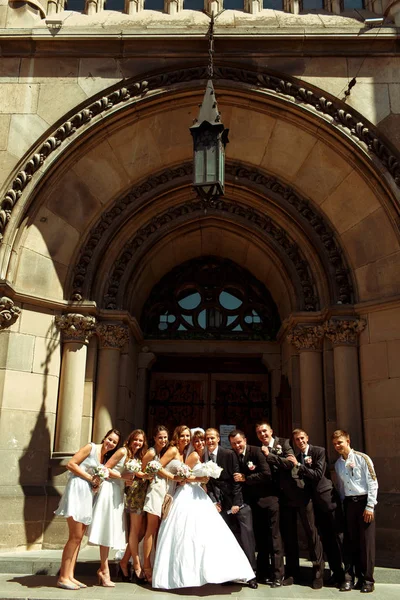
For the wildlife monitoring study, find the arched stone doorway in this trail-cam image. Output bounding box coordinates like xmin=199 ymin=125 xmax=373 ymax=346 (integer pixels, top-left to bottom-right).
xmin=1 ymin=63 xmax=400 ymax=551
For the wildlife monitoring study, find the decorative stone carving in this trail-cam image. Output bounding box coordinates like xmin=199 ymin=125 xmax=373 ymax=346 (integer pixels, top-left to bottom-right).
xmin=96 ymin=323 xmax=129 ymax=349
xmin=287 ymin=324 xmax=324 ymax=351
xmin=70 ymin=161 xmax=352 ymax=307
xmin=323 ymin=318 xmax=366 ymax=347
xmin=0 ymin=296 xmax=21 ymax=329
xmin=55 ymin=313 xmax=96 ymax=344
xmin=244 ymin=0 xmax=262 ymax=13
xmin=164 ymin=0 xmax=183 ymax=13
xmin=10 ymin=0 xmax=46 ymax=17
xmin=2 ymin=65 xmax=400 ymax=243
xmin=102 ymin=196 xmax=319 ymax=312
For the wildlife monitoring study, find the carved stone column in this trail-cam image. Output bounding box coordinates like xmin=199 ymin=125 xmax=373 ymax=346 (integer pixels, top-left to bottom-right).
xmin=287 ymin=324 xmax=325 ymax=446
xmin=135 ymin=349 xmax=156 ymax=429
xmin=164 ymin=0 xmax=183 ymax=13
xmin=124 ymin=0 xmax=144 ymax=13
xmin=205 ymin=0 xmax=223 ymax=15
xmin=93 ymin=323 xmax=129 ymax=442
xmin=324 ymin=318 xmax=366 ymax=450
xmin=0 ymin=296 xmax=21 ymax=330
xmin=54 ymin=314 xmax=96 ymax=455
xmin=244 ymin=0 xmax=262 ymax=13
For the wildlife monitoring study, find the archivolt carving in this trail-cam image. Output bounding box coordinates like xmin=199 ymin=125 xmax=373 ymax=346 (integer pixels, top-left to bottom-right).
xmin=1 ymin=64 xmax=400 ymax=241
xmin=102 ymin=197 xmax=319 ymax=312
xmin=71 ymin=162 xmax=352 ymax=306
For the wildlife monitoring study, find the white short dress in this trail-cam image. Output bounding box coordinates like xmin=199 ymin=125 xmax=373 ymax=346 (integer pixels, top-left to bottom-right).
xmin=87 ymin=451 xmax=127 ymax=550
xmin=54 ymin=442 xmax=99 ymax=526
xmin=143 ymin=449 xmax=168 ymax=518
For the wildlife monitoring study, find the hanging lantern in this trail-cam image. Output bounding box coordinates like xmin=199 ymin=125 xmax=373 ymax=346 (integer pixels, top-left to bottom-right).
xmin=190 ymin=79 xmax=229 ymax=202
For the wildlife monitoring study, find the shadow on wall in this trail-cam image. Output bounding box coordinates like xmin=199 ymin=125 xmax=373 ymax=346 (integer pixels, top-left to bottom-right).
xmin=18 ymin=319 xmax=61 ymax=549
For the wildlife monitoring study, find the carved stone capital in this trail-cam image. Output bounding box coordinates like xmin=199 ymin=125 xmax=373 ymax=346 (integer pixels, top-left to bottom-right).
xmin=323 ymin=318 xmax=366 ymax=347
xmin=55 ymin=313 xmax=96 ymax=344
xmin=287 ymin=324 xmax=324 ymax=351
xmin=0 ymin=296 xmax=21 ymax=330
xmin=97 ymin=323 xmax=129 ymax=349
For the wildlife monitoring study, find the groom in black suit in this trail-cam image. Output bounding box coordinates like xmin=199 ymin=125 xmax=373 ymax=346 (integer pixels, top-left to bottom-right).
xmin=205 ymin=428 xmax=258 ymax=589
xmin=292 ymin=428 xmax=345 ymax=588
xmin=228 ymin=429 xmax=286 ymax=588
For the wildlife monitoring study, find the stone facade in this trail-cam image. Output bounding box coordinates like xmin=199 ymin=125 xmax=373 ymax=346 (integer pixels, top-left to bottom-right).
xmin=0 ymin=1 xmax=399 ymax=563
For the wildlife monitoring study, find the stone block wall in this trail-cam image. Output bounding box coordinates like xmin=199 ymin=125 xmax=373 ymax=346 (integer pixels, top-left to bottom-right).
xmin=0 ymin=304 xmax=61 ymax=550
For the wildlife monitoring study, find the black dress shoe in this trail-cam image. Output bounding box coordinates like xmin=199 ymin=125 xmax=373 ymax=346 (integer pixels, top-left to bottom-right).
xmin=248 ymin=578 xmax=258 ymax=589
xmin=360 ymin=583 xmax=374 ymax=593
xmin=270 ymin=578 xmax=283 ymax=588
xmin=354 ymin=580 xmax=363 ymax=590
xmin=257 ymin=577 xmax=273 ymax=585
xmin=282 ymin=576 xmax=294 ymax=586
xmin=339 ymin=581 xmax=353 ymax=592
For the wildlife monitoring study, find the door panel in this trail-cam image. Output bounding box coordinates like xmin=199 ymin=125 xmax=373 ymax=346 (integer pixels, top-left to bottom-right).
xmin=148 ymin=371 xmax=269 ymax=445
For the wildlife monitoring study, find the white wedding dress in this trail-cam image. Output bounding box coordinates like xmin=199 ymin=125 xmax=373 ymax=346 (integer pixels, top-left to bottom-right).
xmin=153 ymin=460 xmax=255 ymax=589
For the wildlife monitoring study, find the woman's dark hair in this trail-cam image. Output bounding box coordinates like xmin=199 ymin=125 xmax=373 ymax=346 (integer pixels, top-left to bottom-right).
xmin=170 ymin=425 xmax=190 ymax=448
xmin=101 ymin=428 xmax=121 ymax=463
xmin=152 ymin=425 xmax=169 ymax=457
xmin=124 ymin=429 xmax=148 ymax=461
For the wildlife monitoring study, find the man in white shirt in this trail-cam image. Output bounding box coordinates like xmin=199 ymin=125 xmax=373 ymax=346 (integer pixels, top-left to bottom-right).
xmin=332 ymin=430 xmax=378 ymax=594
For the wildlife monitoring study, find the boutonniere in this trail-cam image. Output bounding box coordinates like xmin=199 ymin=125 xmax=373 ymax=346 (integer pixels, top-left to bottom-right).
xmin=247 ymin=461 xmax=255 ymax=471
xmin=304 ymin=456 xmax=312 ymax=466
xmin=346 ymin=460 xmax=356 ymax=476
xmin=276 ymin=444 xmax=282 ymax=455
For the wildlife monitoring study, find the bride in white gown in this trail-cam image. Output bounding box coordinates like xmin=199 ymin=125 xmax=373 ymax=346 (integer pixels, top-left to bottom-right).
xmin=153 ymin=430 xmax=255 ymax=589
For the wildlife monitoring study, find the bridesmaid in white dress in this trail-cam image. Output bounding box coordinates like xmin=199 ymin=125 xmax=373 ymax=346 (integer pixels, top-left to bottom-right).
xmin=153 ymin=430 xmax=255 ymax=589
xmin=54 ymin=428 xmax=121 ymax=590
xmin=88 ymin=433 xmax=135 ymax=587
xmin=141 ymin=425 xmax=190 ymax=584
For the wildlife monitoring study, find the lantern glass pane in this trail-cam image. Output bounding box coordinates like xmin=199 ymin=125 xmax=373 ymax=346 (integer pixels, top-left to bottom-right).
xmin=206 ymin=147 xmax=217 ymax=182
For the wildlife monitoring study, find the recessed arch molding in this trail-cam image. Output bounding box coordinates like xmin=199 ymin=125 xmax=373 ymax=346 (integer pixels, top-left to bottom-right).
xmin=70 ymin=162 xmax=353 ymax=310
xmin=1 ymin=63 xmax=400 ymax=242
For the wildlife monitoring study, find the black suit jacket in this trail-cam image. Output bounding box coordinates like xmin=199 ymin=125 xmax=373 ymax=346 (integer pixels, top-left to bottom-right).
xmin=207 ymin=446 xmax=243 ymax=511
xmin=265 ymin=436 xmax=305 ymax=507
xmin=296 ymin=444 xmax=337 ymax=512
xmin=237 ymin=445 xmax=273 ymax=508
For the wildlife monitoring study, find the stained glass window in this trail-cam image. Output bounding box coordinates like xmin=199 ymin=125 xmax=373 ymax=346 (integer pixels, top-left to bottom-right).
xmin=141 ymin=256 xmax=281 ymax=340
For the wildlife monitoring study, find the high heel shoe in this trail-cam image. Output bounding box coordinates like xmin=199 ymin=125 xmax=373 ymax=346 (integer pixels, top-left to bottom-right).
xmin=132 ymin=566 xmax=145 ymax=584
xmin=117 ymin=563 xmax=131 ymax=583
xmin=97 ymin=569 xmax=116 ymax=588
xmin=143 ymin=568 xmax=152 ymax=585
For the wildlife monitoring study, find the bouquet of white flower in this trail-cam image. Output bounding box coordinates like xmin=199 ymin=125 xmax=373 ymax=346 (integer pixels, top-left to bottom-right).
xmin=90 ymin=465 xmax=109 ymax=479
xmin=145 ymin=460 xmax=162 ymax=474
xmin=176 ymin=464 xmax=192 ymax=478
xmin=202 ymin=460 xmax=223 ymax=479
xmin=125 ymin=458 xmax=142 ymax=473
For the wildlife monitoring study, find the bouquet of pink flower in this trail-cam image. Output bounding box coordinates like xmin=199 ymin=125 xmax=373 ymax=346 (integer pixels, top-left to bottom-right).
xmin=125 ymin=458 xmax=142 ymax=473
xmin=90 ymin=465 xmax=109 ymax=480
xmin=145 ymin=460 xmax=162 ymax=474
xmin=176 ymin=464 xmax=192 ymax=478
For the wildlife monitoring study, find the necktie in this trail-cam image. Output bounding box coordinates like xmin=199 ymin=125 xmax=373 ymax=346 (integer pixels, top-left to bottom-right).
xmin=239 ymin=453 xmax=245 ymax=465
xmin=210 ymin=453 xmax=216 ymax=463
xmin=300 ymin=453 xmax=305 ymax=464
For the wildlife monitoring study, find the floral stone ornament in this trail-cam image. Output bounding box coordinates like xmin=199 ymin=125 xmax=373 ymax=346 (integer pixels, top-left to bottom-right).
xmin=0 ymin=296 xmax=21 ymax=329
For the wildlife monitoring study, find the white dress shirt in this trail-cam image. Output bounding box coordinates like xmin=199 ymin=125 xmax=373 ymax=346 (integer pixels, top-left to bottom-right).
xmin=335 ymin=449 xmax=378 ymax=512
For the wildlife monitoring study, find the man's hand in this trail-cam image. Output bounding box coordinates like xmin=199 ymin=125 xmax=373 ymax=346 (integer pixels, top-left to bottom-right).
xmin=286 ymin=455 xmax=298 ymax=466
xmin=215 ymin=502 xmax=222 ymax=513
xmin=231 ymin=505 xmax=240 ymax=514
xmin=363 ymin=509 xmax=374 ymax=523
xmin=233 ymin=472 xmax=245 ymax=482
xmin=261 ymin=445 xmax=269 ymax=456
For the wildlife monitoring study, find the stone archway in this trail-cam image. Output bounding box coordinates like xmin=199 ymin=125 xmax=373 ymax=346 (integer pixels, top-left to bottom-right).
xmin=1 ymin=63 xmax=400 ymax=553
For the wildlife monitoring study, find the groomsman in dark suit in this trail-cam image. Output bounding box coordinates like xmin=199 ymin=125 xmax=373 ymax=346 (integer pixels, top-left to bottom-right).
xmin=256 ymin=422 xmax=325 ymax=589
xmin=205 ymin=428 xmax=258 ymax=589
xmin=228 ymin=429 xmax=286 ymax=587
xmin=292 ymin=428 xmax=346 ymax=588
